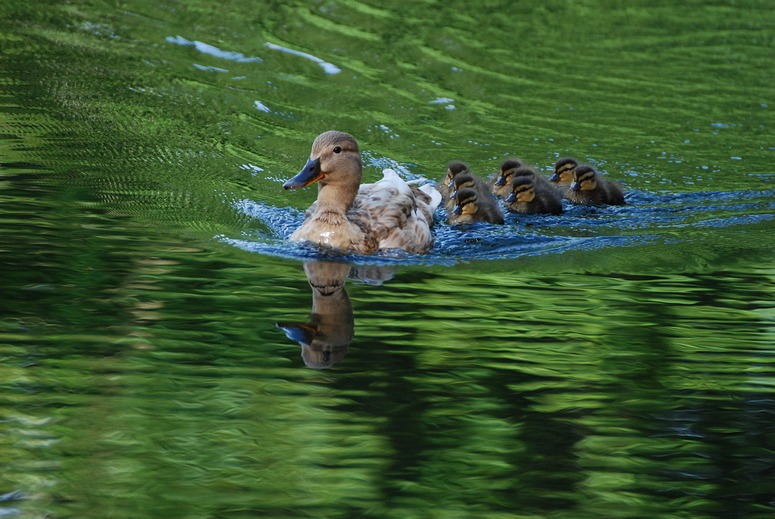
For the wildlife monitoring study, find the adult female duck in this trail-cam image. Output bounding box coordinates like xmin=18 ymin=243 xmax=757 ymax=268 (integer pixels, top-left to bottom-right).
xmin=283 ymin=131 xmax=441 ymax=254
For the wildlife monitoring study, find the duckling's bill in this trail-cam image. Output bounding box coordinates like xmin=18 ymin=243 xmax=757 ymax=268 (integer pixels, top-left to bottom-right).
xmin=284 ymin=157 xmax=324 ymax=189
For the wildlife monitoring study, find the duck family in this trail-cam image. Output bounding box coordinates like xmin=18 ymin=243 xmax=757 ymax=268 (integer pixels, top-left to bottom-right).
xmin=283 ymin=131 xmax=626 ymax=255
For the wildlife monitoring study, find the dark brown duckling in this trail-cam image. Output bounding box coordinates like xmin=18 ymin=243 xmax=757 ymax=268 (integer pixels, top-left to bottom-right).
xmin=446 ymin=172 xmax=493 ymax=211
xmin=512 ymin=166 xmax=554 ymax=190
xmin=564 ymin=165 xmax=625 ymax=205
xmin=491 ymin=158 xmax=527 ymax=198
xmin=505 ymin=176 xmax=563 ymax=215
xmin=449 ymin=187 xmax=504 ymax=225
xmin=549 ymin=157 xmax=578 ymax=190
xmin=439 ymin=161 xmax=470 ymax=199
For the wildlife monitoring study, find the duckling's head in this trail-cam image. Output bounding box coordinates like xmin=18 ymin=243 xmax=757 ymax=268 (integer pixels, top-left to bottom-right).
xmin=451 ymin=188 xmax=479 ymax=216
xmin=570 ymin=165 xmax=597 ymax=191
xmin=494 ymin=158 xmax=525 ymax=186
xmin=513 ymin=166 xmax=541 ymax=181
xmin=550 ymin=157 xmax=578 ymax=183
xmin=284 ymin=131 xmax=362 ymax=190
xmin=446 ymin=161 xmax=470 ymax=188
xmin=505 ymin=176 xmax=535 ymax=204
xmin=451 ymin=173 xmax=477 ymax=199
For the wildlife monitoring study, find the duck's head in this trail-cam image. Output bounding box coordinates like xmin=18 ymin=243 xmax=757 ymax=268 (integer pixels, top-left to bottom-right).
xmin=451 ymin=187 xmax=479 ymax=216
xmin=505 ymin=176 xmax=535 ymax=204
xmin=494 ymin=158 xmax=524 ymax=186
xmin=550 ymin=157 xmax=578 ymax=183
xmin=445 ymin=161 xmax=469 ymax=188
xmin=570 ymin=165 xmax=597 ymax=191
xmin=450 ymin=173 xmax=476 ymax=199
xmin=284 ymin=131 xmax=362 ymax=190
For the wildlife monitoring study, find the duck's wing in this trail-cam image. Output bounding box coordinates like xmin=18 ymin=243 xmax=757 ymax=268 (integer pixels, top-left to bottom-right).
xmin=349 ymin=169 xmax=440 ymax=253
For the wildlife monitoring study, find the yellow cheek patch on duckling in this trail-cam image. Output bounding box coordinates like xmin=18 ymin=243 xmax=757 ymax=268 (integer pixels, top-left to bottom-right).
xmin=559 ymin=168 xmax=574 ymax=181
xmin=517 ymin=188 xmax=535 ymax=202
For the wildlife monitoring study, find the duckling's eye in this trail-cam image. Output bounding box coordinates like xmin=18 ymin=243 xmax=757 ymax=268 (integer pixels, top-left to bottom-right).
xmin=333 ymin=146 xmax=342 ymax=154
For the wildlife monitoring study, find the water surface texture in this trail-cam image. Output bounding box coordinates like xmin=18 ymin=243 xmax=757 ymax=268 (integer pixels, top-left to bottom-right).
xmin=2 ymin=0 xmax=775 ymax=518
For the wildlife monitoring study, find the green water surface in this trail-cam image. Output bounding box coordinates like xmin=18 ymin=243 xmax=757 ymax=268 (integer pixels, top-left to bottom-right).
xmin=1 ymin=0 xmax=775 ymax=518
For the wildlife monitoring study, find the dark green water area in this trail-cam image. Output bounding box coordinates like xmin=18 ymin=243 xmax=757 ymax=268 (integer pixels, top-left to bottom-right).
xmin=2 ymin=0 xmax=775 ymax=517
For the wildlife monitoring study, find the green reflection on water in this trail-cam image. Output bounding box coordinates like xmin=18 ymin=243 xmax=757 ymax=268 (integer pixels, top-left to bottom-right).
xmin=2 ymin=0 xmax=775 ymax=518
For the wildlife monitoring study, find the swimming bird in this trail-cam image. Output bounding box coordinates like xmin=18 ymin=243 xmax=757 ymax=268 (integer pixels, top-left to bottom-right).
xmin=449 ymin=187 xmax=504 ymax=225
xmin=491 ymin=158 xmax=527 ymax=198
xmin=511 ymin=165 xmax=555 ymax=190
xmin=564 ymin=165 xmax=625 ymax=205
xmin=549 ymin=157 xmax=578 ymax=190
xmin=447 ymin=172 xmax=493 ymax=211
xmin=505 ymin=176 xmax=563 ymax=215
xmin=438 ymin=161 xmax=470 ymax=199
xmin=283 ymin=131 xmax=442 ymax=254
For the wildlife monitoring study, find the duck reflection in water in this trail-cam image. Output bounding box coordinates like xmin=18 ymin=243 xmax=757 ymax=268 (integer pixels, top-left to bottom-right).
xmin=278 ymin=261 xmax=397 ymax=368
xmin=277 ymin=261 xmax=354 ymax=369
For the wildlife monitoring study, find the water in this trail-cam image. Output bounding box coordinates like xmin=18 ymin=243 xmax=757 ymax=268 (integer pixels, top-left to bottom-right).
xmin=2 ymin=0 xmax=775 ymax=517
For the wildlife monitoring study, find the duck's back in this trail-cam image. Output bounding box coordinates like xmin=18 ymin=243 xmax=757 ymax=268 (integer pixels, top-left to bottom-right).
xmin=536 ymin=187 xmax=564 ymax=214
xmin=564 ymin=179 xmax=625 ymax=205
xmin=601 ymin=180 xmax=625 ymax=205
xmin=349 ymin=170 xmax=440 ymax=253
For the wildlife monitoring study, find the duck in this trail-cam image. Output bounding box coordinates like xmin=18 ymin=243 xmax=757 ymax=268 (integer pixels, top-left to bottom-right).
xmin=449 ymin=187 xmax=504 ymax=225
xmin=549 ymin=157 xmax=578 ymax=190
xmin=564 ymin=165 xmax=625 ymax=205
xmin=505 ymin=176 xmax=563 ymax=215
xmin=491 ymin=158 xmax=527 ymax=198
xmin=283 ymin=131 xmax=442 ymax=254
xmin=446 ymin=172 xmax=493 ymax=211
xmin=438 ymin=161 xmax=470 ymax=199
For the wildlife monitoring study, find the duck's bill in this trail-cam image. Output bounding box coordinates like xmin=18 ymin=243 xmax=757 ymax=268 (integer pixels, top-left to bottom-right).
xmin=493 ymin=175 xmax=507 ymax=186
xmin=276 ymin=323 xmax=317 ymax=345
xmin=451 ymin=205 xmax=462 ymax=215
xmin=548 ymin=173 xmax=560 ymax=182
xmin=505 ymin=193 xmax=516 ymax=203
xmin=570 ymin=182 xmax=580 ymax=191
xmin=284 ymin=157 xmax=324 ymax=189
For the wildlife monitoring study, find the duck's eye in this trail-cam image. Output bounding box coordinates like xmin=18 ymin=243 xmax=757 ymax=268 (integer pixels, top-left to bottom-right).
xmin=333 ymin=146 xmax=342 ymax=154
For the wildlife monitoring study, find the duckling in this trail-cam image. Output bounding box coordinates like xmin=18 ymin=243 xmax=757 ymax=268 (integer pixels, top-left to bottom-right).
xmin=549 ymin=157 xmax=578 ymax=190
xmin=449 ymin=187 xmax=504 ymax=225
xmin=446 ymin=172 xmax=493 ymax=211
xmin=284 ymin=131 xmax=442 ymax=254
xmin=491 ymin=158 xmax=526 ymax=198
xmin=511 ymin=165 xmax=555 ymax=191
xmin=505 ymin=176 xmax=563 ymax=215
xmin=438 ymin=161 xmax=470 ymax=199
xmin=564 ymin=165 xmax=625 ymax=205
